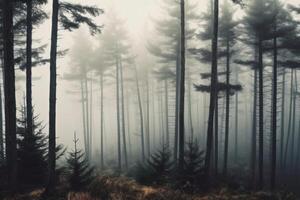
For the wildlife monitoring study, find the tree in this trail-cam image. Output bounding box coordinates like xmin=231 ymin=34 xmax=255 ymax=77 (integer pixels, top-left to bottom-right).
xmin=17 ymin=104 xmax=48 ymax=186
xmin=25 ymin=0 xmax=48 ymax=148
xmin=204 ymin=0 xmax=219 ymax=182
xmin=177 ymin=139 xmax=204 ymax=192
xmin=95 ymin=13 xmax=131 ymax=171
xmin=66 ymin=133 xmax=94 ymax=191
xmin=136 ymin=145 xmax=173 ymax=185
xmin=134 ymin=63 xmax=146 ymax=162
xmin=3 ymin=0 xmax=18 ymax=190
xmin=47 ymin=0 xmax=102 ymax=192
xmin=218 ymin=0 xmax=238 ymax=176
xmin=243 ymin=0 xmax=275 ymax=189
xmin=64 ymin=31 xmax=94 ymax=160
xmin=178 ymin=0 xmax=186 ymax=172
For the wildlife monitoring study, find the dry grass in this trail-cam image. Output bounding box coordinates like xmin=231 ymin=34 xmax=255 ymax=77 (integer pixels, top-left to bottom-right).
xmin=1 ymin=177 xmax=297 ymax=200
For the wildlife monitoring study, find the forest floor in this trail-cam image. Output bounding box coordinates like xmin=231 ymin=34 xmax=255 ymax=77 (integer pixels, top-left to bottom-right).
xmin=2 ymin=176 xmax=297 ymax=200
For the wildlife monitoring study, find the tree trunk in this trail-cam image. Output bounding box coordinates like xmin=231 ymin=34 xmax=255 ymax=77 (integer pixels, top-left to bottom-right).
xmin=84 ymin=75 xmax=90 ymax=159
xmin=214 ymin=89 xmax=218 ymax=174
xmin=187 ymin=68 xmax=194 ymax=139
xmin=134 ymin=65 xmax=145 ymax=162
xmin=280 ymin=68 xmax=286 ymax=170
xmin=47 ymin=0 xmax=59 ymax=191
xmin=116 ymin=58 xmax=121 ymax=172
xmin=164 ymin=80 xmax=169 ymax=145
xmin=100 ymin=73 xmax=104 ymax=170
xmin=3 ymin=0 xmax=18 ymax=189
xmin=126 ymin=88 xmax=132 ymax=159
xmin=251 ymin=68 xmax=258 ymax=187
xmin=120 ymin=58 xmax=128 ymax=168
xmin=26 ymin=0 xmax=33 ymax=139
xmin=234 ymin=67 xmax=238 ymax=162
xmin=178 ymin=0 xmax=186 ymax=172
xmin=223 ymin=39 xmax=230 ymax=176
xmin=258 ymin=37 xmax=264 ymax=190
xmin=89 ymin=73 xmax=93 ymax=159
xmin=174 ymin=45 xmax=180 ymax=163
xmin=204 ymin=0 xmax=219 ymax=180
xmin=284 ymin=69 xmax=294 ymax=168
xmin=270 ymin=35 xmax=277 ymax=190
xmin=80 ymin=80 xmax=88 ymax=155
xmin=0 ymin=59 xmax=4 ymax=163
xmin=146 ymin=74 xmax=150 ymax=157
xmin=290 ymin=71 xmax=297 ymax=167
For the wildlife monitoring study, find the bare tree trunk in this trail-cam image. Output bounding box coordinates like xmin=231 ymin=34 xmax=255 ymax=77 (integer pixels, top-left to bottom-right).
xmin=146 ymin=75 xmax=150 ymax=156
xmin=26 ymin=0 xmax=33 ymax=139
xmin=280 ymin=68 xmax=286 ymax=170
xmin=89 ymin=73 xmax=93 ymax=159
xmin=174 ymin=48 xmax=180 ymax=163
xmin=100 ymin=73 xmax=104 ymax=170
xmin=270 ymin=34 xmax=277 ymax=190
xmin=116 ymin=58 xmax=122 ymax=172
xmin=0 ymin=58 xmax=4 ymax=163
xmin=214 ymin=91 xmax=218 ymax=174
xmin=204 ymin=0 xmax=219 ymax=180
xmin=290 ymin=71 xmax=297 ymax=168
xmin=223 ymin=39 xmax=230 ymax=176
xmin=151 ymin=79 xmax=156 ymax=150
xmin=80 ymin=80 xmax=88 ymax=155
xmin=126 ymin=88 xmax=132 ymax=159
xmin=187 ymin=69 xmax=194 ymax=139
xmin=284 ymin=69 xmax=294 ymax=169
xmin=164 ymin=80 xmax=169 ymax=145
xmin=120 ymin=59 xmax=128 ymax=168
xmin=47 ymin=0 xmax=59 ymax=192
xmin=84 ymin=74 xmax=90 ymax=160
xmin=178 ymin=0 xmax=186 ymax=172
xmin=234 ymin=68 xmax=238 ymax=162
xmin=258 ymin=38 xmax=264 ymax=190
xmin=134 ymin=65 xmax=145 ymax=162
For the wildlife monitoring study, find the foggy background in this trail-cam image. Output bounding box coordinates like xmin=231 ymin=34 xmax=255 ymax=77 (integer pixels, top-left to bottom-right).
xmin=14 ymin=0 xmax=299 ymax=159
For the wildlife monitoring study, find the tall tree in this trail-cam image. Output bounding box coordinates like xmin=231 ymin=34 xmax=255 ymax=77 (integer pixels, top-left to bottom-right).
xmin=3 ymin=0 xmax=17 ymax=190
xmin=178 ymin=0 xmax=186 ymax=172
xmin=204 ymin=0 xmax=219 ymax=180
xmin=218 ymin=0 xmax=238 ymax=175
xmin=47 ymin=1 xmax=102 ymax=192
xmin=243 ymin=0 xmax=275 ymax=188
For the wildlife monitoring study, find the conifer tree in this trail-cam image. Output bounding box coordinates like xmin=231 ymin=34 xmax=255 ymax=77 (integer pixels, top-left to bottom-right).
xmin=176 ymin=139 xmax=204 ymax=190
xmin=47 ymin=1 xmax=102 ymax=191
xmin=17 ymin=104 xmax=48 ymax=186
xmin=2 ymin=0 xmax=17 ymax=190
xmin=66 ymin=133 xmax=95 ymax=191
xmin=139 ymin=145 xmax=173 ymax=185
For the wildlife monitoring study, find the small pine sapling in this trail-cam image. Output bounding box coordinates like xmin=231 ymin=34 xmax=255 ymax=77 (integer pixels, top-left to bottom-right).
xmin=66 ymin=132 xmax=95 ymax=191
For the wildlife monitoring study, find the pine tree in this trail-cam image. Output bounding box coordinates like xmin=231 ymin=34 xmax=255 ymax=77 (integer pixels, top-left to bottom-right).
xmin=47 ymin=1 xmax=102 ymax=191
xmin=66 ymin=133 xmax=95 ymax=191
xmin=3 ymin=0 xmax=17 ymax=190
xmin=17 ymin=104 xmax=48 ymax=186
xmin=176 ymin=139 xmax=204 ymax=191
xmin=136 ymin=145 xmax=173 ymax=185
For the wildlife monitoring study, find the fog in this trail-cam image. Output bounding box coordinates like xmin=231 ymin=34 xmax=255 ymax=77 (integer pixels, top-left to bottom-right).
xmin=4 ymin=0 xmax=300 ymax=195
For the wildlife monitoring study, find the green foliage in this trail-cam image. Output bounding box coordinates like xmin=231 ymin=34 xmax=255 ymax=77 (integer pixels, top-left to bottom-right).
xmin=135 ymin=145 xmax=173 ymax=185
xmin=66 ymin=133 xmax=94 ymax=191
xmin=17 ymin=105 xmax=48 ymax=186
xmin=172 ymin=139 xmax=205 ymax=193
